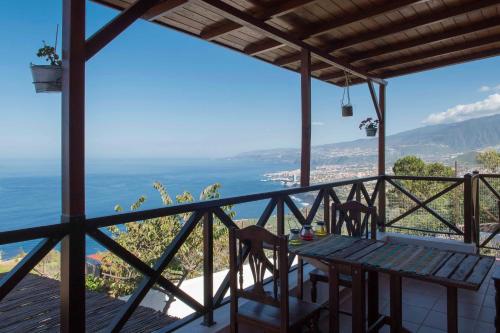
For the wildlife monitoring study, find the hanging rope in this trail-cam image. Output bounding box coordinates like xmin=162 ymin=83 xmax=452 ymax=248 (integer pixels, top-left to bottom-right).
xmin=54 ymin=24 xmax=59 ymax=53
xmin=341 ymin=71 xmax=351 ymax=106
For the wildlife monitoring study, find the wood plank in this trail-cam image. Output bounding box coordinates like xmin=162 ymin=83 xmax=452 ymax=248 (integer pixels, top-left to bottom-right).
xmin=379 ymin=245 xmax=418 ymax=270
xmin=200 ymin=0 xmax=319 ymax=40
xmin=275 ymin=0 xmax=500 ymax=67
xmin=466 ymin=257 xmax=495 ymax=285
xmin=434 ymin=253 xmax=466 ymax=278
xmin=346 ymin=242 xmax=386 ymax=261
xmin=416 ymin=251 xmax=452 ymax=276
xmin=198 ymin=0 xmax=386 ymax=84
xmin=360 ymin=243 xmax=403 ymax=267
xmin=450 ymin=255 xmax=480 ymax=281
xmin=328 ymin=239 xmax=374 ymax=259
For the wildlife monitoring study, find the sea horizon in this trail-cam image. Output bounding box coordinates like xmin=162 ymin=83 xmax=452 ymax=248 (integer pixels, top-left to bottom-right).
xmin=0 ymin=158 xmax=300 ymax=259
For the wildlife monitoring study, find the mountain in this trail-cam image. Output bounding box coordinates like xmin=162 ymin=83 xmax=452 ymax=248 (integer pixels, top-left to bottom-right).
xmin=236 ymin=114 xmax=500 ymax=165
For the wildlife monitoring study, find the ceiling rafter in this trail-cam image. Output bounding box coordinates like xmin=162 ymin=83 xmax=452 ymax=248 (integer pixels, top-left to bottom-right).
xmin=143 ymin=0 xmax=189 ymax=21
xmin=275 ymin=0 xmax=500 ymax=67
xmin=377 ymin=46 xmax=500 ymax=79
xmin=246 ymin=0 xmax=430 ymax=57
xmin=197 ymin=0 xmax=386 ymax=84
xmin=310 ymin=16 xmax=500 ymax=73
xmin=320 ymin=33 xmax=500 ymax=81
xmin=199 ymin=0 xmax=319 ymax=40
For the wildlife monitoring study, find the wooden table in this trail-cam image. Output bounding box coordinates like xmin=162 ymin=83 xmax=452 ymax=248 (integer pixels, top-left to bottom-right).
xmin=289 ymin=234 xmax=495 ymax=333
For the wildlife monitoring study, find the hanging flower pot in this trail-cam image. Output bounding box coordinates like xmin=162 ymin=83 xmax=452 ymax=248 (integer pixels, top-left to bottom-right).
xmin=341 ymin=72 xmax=353 ymax=117
xmin=359 ymin=117 xmax=379 ymax=137
xmin=365 ymin=127 xmax=377 ymax=137
xmin=31 ymin=37 xmax=63 ymax=93
xmin=31 ymin=64 xmax=62 ymax=93
xmin=342 ymin=104 xmax=353 ymax=117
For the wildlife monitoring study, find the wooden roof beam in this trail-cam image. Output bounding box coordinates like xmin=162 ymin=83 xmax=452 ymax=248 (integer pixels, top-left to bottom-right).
xmin=311 ymin=15 xmax=500 ymax=73
xmin=344 ymin=17 xmax=500 ymax=65
xmin=275 ymin=0 xmax=500 ymax=67
xmin=378 ymin=46 xmax=500 ymax=79
xmin=86 ymin=0 xmax=164 ymax=61
xmin=320 ymin=33 xmax=500 ymax=81
xmin=197 ymin=0 xmax=386 ymax=84
xmin=200 ymin=0 xmax=319 ymax=40
xmin=143 ymin=0 xmax=189 ymax=21
xmin=248 ymin=0 xmax=430 ymax=57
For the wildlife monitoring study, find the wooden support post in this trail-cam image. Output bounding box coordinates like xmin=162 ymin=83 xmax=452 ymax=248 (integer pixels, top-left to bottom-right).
xmin=300 ymin=48 xmax=311 ymax=187
xmin=297 ymin=257 xmax=303 ymax=299
xmin=493 ymin=265 xmax=500 ymax=332
xmin=464 ymin=173 xmax=473 ymax=244
xmin=61 ymin=1 xmax=86 ymax=332
xmin=202 ymin=211 xmax=215 ymax=326
xmin=390 ymin=275 xmax=402 ymax=333
xmin=352 ymin=264 xmax=366 ymax=333
xmin=367 ymin=271 xmax=379 ymax=331
xmin=447 ymin=287 xmax=458 ymax=333
xmin=378 ymin=83 xmax=386 ymax=232
xmin=329 ymin=263 xmax=340 ymax=333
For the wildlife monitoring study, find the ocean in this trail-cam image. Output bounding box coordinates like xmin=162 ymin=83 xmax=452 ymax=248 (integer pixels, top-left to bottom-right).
xmin=0 ymin=158 xmax=298 ymax=258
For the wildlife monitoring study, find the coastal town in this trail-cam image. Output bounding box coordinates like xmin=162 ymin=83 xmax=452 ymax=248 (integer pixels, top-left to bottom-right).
xmin=263 ymin=163 xmax=386 ymax=186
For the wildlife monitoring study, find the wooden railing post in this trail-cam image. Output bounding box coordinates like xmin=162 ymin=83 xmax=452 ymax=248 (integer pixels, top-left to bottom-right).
xmin=379 ymin=177 xmax=387 ymax=232
xmin=323 ymin=190 xmax=330 ymax=233
xmin=277 ymin=197 xmax=285 ymax=236
xmin=463 ymin=173 xmax=472 ymax=244
xmin=202 ymin=211 xmax=215 ymax=326
xmin=473 ymin=171 xmax=480 ymax=248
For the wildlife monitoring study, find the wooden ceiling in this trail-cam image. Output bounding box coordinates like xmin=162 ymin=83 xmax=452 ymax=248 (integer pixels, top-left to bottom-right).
xmin=92 ymin=0 xmax=500 ymax=86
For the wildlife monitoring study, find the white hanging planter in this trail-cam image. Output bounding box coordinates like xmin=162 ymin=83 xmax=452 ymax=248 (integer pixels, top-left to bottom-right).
xmin=31 ymin=64 xmax=63 ymax=93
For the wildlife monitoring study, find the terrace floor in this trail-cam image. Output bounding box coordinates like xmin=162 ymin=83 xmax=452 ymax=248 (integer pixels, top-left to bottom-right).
xmin=180 ymin=263 xmax=498 ymax=333
xmin=0 ymin=273 xmax=175 ymax=332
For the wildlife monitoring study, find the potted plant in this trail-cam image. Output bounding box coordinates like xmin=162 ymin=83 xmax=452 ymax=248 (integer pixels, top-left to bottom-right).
xmin=30 ymin=41 xmax=62 ymax=93
xmin=341 ymin=72 xmax=353 ymax=117
xmin=359 ymin=117 xmax=379 ymax=137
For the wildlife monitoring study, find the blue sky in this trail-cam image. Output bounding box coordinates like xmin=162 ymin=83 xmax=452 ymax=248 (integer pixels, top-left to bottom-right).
xmin=1 ymin=1 xmax=499 ymax=159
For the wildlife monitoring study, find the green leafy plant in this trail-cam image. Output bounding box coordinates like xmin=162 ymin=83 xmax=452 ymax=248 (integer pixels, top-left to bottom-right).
xmin=98 ymin=182 xmax=234 ymax=314
xmin=85 ymin=275 xmax=106 ymax=293
xmin=36 ymin=41 xmax=62 ymax=66
xmin=477 ymin=149 xmax=500 ymax=173
xmin=359 ymin=117 xmax=379 ymax=130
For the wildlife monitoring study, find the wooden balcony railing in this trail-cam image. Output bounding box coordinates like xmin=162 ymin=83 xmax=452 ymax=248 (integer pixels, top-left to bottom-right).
xmin=0 ymin=173 xmax=498 ymax=332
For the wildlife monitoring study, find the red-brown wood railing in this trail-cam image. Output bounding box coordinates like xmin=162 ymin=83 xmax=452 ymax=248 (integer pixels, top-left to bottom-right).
xmin=0 ymin=173 xmax=496 ymax=332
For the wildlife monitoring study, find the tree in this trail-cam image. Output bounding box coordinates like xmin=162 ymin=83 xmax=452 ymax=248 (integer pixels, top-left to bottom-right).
xmin=94 ymin=182 xmax=234 ymax=314
xmin=392 ymin=156 xmax=454 ymax=199
xmin=389 ymin=156 xmax=458 ymax=234
xmin=477 ymin=149 xmax=500 ymax=173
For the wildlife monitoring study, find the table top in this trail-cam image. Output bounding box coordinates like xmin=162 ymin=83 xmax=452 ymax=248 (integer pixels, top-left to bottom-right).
xmin=289 ymin=234 xmax=495 ymax=290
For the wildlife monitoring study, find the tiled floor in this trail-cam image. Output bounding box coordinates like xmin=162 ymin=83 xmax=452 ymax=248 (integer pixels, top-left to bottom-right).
xmin=324 ymin=270 xmax=497 ymax=333
xmin=176 ymin=264 xmax=497 ymax=333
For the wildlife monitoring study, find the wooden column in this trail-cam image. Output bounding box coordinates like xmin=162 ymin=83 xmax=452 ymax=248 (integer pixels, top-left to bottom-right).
xmin=378 ymin=84 xmax=386 ymax=230
xmin=300 ymin=48 xmax=311 ymax=187
xmin=61 ymin=0 xmax=86 ymax=332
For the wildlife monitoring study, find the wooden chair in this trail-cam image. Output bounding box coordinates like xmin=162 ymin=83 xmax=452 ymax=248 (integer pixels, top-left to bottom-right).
xmin=230 ymin=225 xmax=322 ymax=333
xmin=309 ymin=201 xmax=377 ymax=303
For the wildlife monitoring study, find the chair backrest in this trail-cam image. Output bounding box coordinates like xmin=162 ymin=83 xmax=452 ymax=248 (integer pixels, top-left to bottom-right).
xmin=229 ymin=225 xmax=289 ymax=329
xmin=331 ymin=200 xmax=377 ymax=239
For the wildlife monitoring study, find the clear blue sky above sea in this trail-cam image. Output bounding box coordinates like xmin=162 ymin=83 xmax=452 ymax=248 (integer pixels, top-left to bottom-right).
xmin=1 ymin=1 xmax=500 ymax=160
